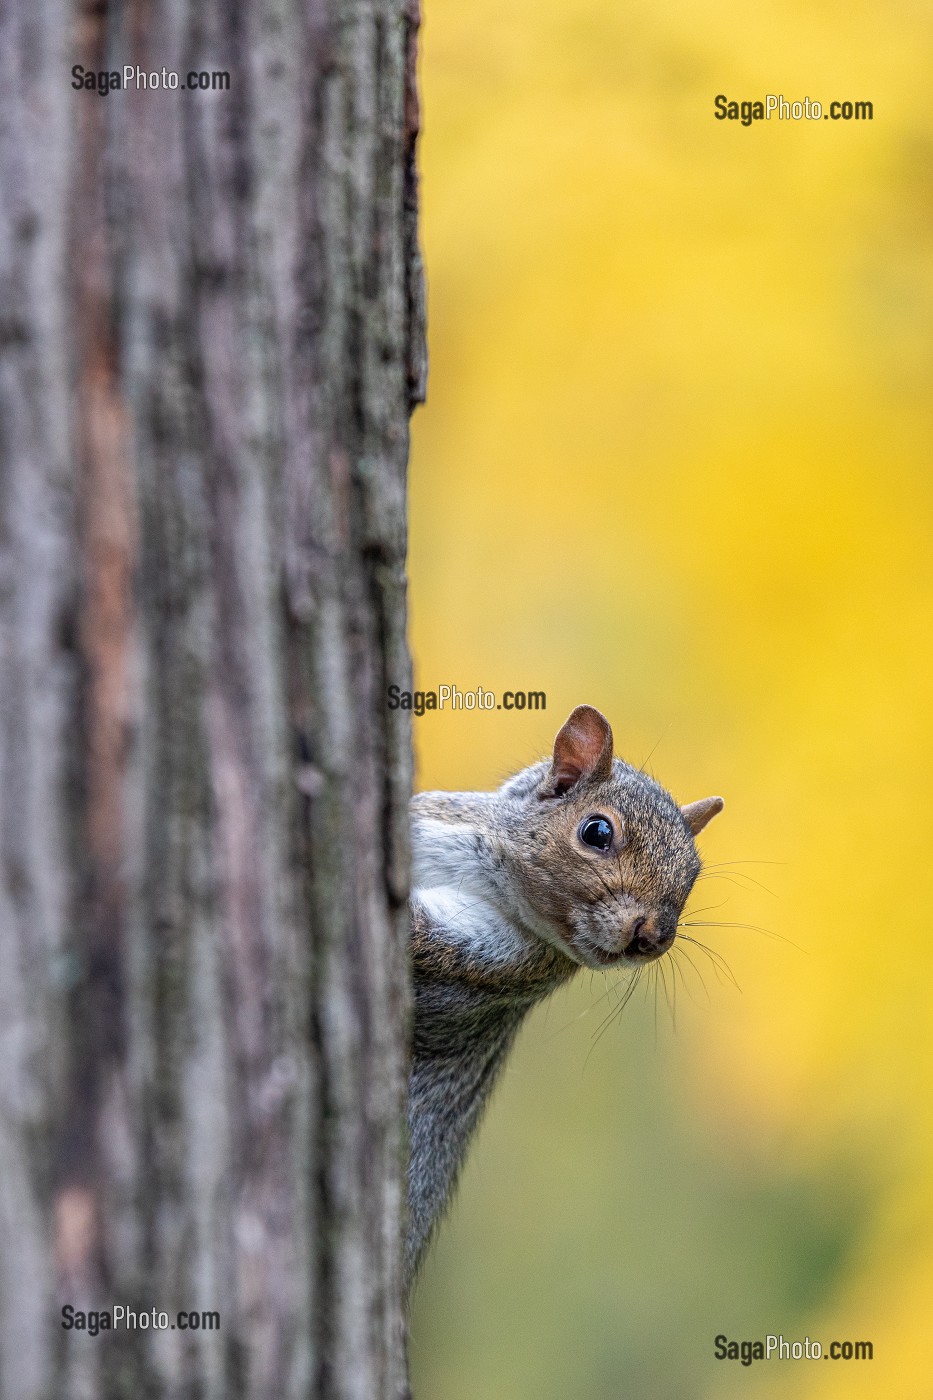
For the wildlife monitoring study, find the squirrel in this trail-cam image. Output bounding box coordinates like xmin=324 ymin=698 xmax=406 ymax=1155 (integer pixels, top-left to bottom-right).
xmin=405 ymin=703 xmax=723 ymax=1284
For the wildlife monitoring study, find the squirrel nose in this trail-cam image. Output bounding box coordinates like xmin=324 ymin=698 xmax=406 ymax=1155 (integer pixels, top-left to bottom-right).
xmin=624 ymin=910 xmax=676 ymax=961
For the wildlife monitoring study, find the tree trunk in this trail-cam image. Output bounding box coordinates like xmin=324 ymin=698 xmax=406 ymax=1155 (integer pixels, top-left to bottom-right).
xmin=0 ymin=1 xmax=424 ymax=1397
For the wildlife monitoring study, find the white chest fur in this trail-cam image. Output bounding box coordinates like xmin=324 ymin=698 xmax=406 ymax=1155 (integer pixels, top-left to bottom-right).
xmin=411 ymin=816 xmax=534 ymax=970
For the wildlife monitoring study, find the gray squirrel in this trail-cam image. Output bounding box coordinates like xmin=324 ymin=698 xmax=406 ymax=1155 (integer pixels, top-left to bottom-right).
xmin=406 ymin=704 xmax=723 ymax=1283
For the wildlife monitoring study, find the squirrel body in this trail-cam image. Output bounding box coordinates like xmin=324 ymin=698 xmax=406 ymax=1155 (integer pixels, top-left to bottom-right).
xmin=405 ymin=705 xmax=723 ymax=1283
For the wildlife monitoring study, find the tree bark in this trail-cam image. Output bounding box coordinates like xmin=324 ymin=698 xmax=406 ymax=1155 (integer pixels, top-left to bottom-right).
xmin=0 ymin=1 xmax=424 ymax=1397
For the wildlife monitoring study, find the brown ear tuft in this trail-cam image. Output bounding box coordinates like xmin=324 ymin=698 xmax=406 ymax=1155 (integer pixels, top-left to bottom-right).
xmin=681 ymin=796 xmax=724 ymax=837
xmin=539 ymin=705 xmax=614 ymax=799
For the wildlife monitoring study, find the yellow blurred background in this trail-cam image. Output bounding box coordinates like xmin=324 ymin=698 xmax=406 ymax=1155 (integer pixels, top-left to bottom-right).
xmin=406 ymin=1 xmax=933 ymax=1396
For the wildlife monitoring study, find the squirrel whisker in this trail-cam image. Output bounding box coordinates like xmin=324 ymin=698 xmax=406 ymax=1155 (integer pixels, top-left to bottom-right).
xmin=675 ymin=933 xmax=741 ymax=991
xmin=583 ymin=969 xmax=645 ymax=1065
xmin=669 ymin=943 xmax=713 ymax=1007
xmin=695 ymin=869 xmax=778 ymax=898
xmin=679 ymin=918 xmax=800 ymax=951
xmin=681 ymin=897 xmax=731 ymax=919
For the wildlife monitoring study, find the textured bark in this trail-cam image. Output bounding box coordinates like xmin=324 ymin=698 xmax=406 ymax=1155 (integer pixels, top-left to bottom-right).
xmin=0 ymin=1 xmax=423 ymax=1397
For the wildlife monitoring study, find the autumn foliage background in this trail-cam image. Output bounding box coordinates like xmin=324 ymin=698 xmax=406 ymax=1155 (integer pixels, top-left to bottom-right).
xmin=405 ymin=2 xmax=933 ymax=1397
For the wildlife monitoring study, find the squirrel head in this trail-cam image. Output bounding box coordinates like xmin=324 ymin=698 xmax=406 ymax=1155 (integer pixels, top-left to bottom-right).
xmin=496 ymin=705 xmax=723 ymax=970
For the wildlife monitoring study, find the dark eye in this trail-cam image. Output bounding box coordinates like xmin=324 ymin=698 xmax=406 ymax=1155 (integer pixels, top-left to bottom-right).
xmin=579 ymin=816 xmax=614 ymax=851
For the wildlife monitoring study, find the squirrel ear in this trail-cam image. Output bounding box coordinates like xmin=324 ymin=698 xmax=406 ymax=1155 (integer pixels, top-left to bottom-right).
xmin=539 ymin=705 xmax=614 ymax=799
xmin=681 ymin=796 xmax=724 ymax=836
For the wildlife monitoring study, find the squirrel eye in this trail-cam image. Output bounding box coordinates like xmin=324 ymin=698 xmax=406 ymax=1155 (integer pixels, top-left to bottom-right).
xmin=579 ymin=816 xmax=614 ymax=851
